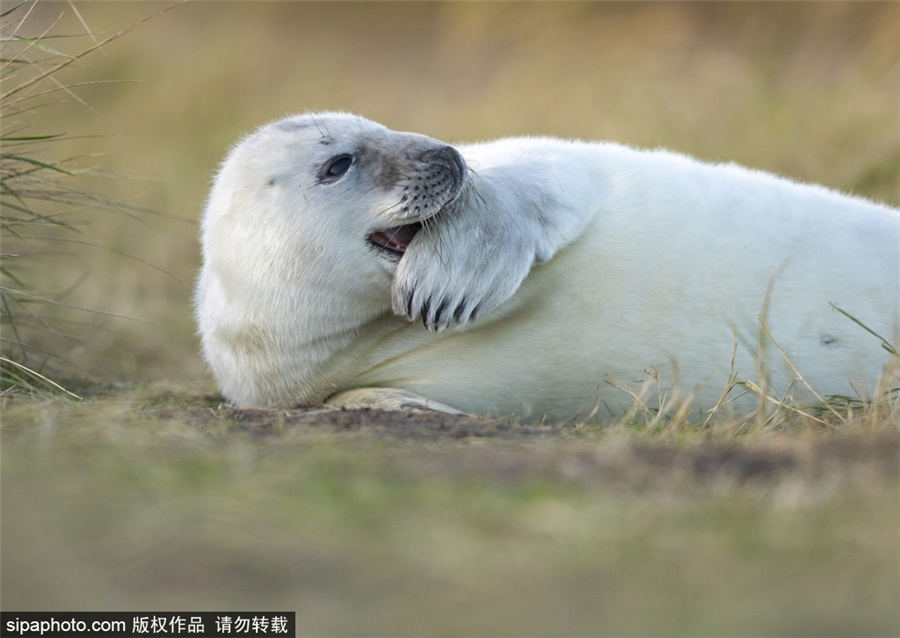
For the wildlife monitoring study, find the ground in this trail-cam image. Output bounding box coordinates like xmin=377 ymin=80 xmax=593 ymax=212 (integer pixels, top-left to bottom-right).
xmin=2 ymin=389 xmax=898 ymax=636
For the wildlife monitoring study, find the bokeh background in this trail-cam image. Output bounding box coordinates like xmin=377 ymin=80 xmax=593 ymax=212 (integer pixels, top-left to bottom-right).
xmin=7 ymin=1 xmax=897 ymax=393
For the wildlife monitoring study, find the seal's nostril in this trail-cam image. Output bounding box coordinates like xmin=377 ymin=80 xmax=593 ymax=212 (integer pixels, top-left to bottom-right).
xmin=443 ymin=146 xmax=466 ymax=180
xmin=451 ymin=148 xmax=466 ymax=184
xmin=430 ymin=145 xmax=466 ymax=198
xmin=423 ymin=146 xmax=466 ymax=177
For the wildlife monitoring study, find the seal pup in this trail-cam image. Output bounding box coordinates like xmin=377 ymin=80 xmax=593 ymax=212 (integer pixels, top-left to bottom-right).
xmin=196 ymin=112 xmax=899 ymax=420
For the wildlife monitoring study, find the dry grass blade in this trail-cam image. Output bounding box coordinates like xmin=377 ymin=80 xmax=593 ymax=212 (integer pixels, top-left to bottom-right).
xmin=1 ymin=287 xmax=153 ymax=323
xmin=1 ymin=1 xmax=185 ymax=104
xmin=830 ymin=303 xmax=899 ymax=356
xmin=757 ymin=316 xmax=846 ymax=424
xmin=0 ymin=355 xmax=82 ymax=399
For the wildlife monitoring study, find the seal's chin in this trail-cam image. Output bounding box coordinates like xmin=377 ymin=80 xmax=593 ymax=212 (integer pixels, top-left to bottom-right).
xmin=369 ymin=222 xmax=423 ymax=261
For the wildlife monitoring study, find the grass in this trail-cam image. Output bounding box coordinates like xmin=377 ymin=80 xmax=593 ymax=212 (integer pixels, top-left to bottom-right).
xmin=0 ymin=0 xmax=85 ymax=394
xmin=1 ymin=3 xmax=898 ymax=635
xmin=0 ymin=1 xmax=179 ymax=396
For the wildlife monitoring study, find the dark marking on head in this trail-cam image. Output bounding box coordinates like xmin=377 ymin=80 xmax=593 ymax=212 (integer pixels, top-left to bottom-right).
xmin=355 ymin=144 xmax=402 ymax=191
xmin=820 ymin=334 xmax=839 ymax=347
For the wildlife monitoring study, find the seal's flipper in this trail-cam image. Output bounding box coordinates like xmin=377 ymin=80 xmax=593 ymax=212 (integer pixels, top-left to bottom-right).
xmin=326 ymin=387 xmax=468 ymax=414
xmin=392 ymin=163 xmax=585 ymax=331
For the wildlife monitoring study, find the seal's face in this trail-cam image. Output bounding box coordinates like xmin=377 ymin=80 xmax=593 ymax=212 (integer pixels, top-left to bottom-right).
xmin=259 ymin=113 xmax=465 ymax=260
xmin=201 ymin=112 xmax=467 ymax=317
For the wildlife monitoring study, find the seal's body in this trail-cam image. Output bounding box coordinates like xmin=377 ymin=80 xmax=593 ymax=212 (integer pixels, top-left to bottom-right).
xmin=196 ymin=112 xmax=899 ymax=420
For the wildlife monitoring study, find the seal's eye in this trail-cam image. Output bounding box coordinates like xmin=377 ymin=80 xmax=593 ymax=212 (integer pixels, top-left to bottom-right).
xmin=319 ymin=154 xmax=353 ymax=183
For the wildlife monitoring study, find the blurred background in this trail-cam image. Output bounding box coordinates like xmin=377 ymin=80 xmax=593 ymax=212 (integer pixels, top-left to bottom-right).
xmin=5 ymin=1 xmax=898 ymax=392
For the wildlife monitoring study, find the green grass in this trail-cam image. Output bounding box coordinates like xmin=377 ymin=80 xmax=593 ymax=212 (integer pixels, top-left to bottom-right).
xmin=1 ymin=3 xmax=898 ymax=635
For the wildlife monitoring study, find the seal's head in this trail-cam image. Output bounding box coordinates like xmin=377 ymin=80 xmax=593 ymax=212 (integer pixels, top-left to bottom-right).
xmin=203 ymin=112 xmax=465 ymax=286
xmin=196 ymin=112 xmax=467 ymax=406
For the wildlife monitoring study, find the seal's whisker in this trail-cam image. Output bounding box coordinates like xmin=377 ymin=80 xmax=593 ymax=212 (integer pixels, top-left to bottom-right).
xmin=421 ymin=213 xmax=453 ymax=273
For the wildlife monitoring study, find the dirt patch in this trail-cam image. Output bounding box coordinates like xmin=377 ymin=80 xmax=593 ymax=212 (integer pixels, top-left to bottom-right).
xmin=228 ymin=405 xmax=557 ymax=440
xmin=144 ymin=392 xmax=563 ymax=439
xmin=143 ymin=393 xmax=899 ymax=491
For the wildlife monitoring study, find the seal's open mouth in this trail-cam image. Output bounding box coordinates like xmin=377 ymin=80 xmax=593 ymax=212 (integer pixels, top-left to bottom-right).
xmin=369 ymin=222 xmax=423 ymax=260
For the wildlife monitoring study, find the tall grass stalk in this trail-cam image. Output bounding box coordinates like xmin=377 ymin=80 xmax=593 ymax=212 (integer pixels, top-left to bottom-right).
xmin=0 ymin=1 xmax=179 ymax=397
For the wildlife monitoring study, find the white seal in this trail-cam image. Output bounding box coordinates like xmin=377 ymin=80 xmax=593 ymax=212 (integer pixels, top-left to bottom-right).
xmin=196 ymin=112 xmax=899 ymax=420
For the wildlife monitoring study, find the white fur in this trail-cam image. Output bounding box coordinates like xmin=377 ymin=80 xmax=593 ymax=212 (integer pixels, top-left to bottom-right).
xmin=196 ymin=112 xmax=899 ymax=420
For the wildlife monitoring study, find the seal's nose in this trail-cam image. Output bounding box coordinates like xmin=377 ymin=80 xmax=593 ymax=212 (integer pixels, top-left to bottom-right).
xmin=425 ymin=145 xmax=466 ymax=201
